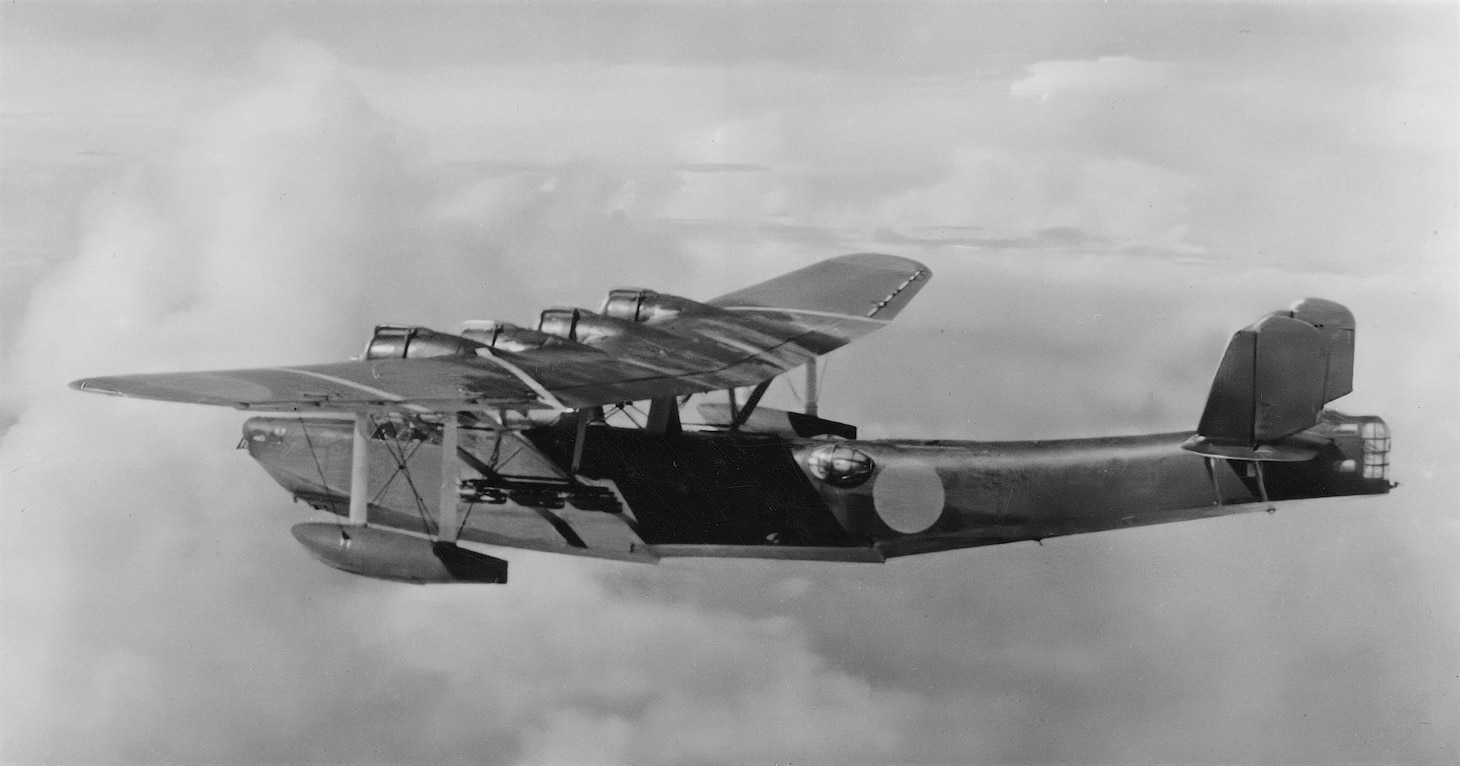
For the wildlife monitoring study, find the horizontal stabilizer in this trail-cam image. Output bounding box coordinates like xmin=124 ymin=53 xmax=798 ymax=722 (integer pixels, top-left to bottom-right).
xmin=1185 ymin=299 xmax=1356 ymax=460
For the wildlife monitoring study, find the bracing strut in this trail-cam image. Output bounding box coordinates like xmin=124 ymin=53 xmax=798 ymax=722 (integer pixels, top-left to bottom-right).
xmin=349 ymin=411 xmax=371 ymax=526
xmin=438 ymin=413 xmax=461 ymax=542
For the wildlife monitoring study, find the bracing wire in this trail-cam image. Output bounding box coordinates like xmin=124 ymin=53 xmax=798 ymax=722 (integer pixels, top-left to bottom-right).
xmin=297 ymin=418 xmax=346 ymax=532
xmin=456 ymin=500 xmax=477 ymax=541
xmin=298 ymin=418 xmax=332 ymax=492
xmin=371 ymin=432 xmax=426 ymax=505
xmin=608 ymin=403 xmax=644 ymax=429
xmin=378 ymin=428 xmax=436 ymax=537
xmin=783 ymin=358 xmax=829 ymax=410
xmin=784 ymin=371 xmax=803 ymax=406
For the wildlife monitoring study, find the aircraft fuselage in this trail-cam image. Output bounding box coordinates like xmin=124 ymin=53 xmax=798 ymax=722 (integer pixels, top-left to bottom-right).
xmin=242 ymin=413 xmax=1390 ymax=563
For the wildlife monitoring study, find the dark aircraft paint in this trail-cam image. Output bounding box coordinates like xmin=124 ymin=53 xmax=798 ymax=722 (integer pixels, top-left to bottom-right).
xmin=525 ymin=425 xmax=858 ymax=547
xmin=244 ymin=411 xmax=1390 ymax=562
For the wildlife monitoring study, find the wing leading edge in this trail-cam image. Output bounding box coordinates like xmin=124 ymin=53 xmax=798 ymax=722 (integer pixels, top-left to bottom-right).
xmin=70 ymin=254 xmax=931 ymax=413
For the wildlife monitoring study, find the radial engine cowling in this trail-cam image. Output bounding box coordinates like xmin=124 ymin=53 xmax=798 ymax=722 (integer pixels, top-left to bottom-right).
xmin=363 ymin=325 xmax=484 ymax=360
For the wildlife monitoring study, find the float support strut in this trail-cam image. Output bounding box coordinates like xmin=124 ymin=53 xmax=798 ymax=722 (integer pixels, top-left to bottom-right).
xmin=438 ymin=413 xmax=461 ymax=542
xmin=349 ymin=412 xmax=371 ymax=526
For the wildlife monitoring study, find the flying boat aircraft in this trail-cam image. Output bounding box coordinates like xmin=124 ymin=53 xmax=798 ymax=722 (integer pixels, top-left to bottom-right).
xmin=71 ymin=254 xmax=1393 ymax=583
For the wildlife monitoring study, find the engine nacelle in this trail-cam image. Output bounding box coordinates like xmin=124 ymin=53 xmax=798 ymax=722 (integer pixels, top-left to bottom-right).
xmin=600 ymin=289 xmax=700 ymax=323
xmin=363 ymin=325 xmax=484 ymax=360
xmin=538 ymin=307 xmax=625 ymax=344
xmin=459 ymin=320 xmax=564 ymax=353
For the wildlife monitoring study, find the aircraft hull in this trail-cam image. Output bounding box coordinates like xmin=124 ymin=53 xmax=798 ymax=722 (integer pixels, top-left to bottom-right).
xmin=244 ymin=415 xmax=1390 ymax=563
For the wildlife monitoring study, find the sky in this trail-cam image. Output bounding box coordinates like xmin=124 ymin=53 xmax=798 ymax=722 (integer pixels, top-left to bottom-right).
xmin=1 ymin=2 xmax=1456 ymax=764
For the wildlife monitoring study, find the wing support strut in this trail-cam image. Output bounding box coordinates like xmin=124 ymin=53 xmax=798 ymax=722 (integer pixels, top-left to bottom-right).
xmin=646 ymin=396 xmax=681 ymax=437
xmin=349 ymin=412 xmax=371 ymax=526
xmin=570 ymin=408 xmax=592 ymax=474
xmin=805 ymin=359 xmax=819 ymax=417
xmin=438 ymin=413 xmax=461 ymax=542
xmin=728 ymin=379 xmax=773 ymax=431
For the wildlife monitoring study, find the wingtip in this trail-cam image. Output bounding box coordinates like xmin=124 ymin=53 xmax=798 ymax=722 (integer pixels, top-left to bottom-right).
xmin=835 ymin=252 xmax=933 ymax=281
xmin=69 ymin=378 xmax=124 ymax=396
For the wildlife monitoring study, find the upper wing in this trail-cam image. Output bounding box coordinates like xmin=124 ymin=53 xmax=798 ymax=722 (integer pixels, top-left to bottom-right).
xmin=70 ymin=358 xmax=543 ymax=412
xmin=71 ymin=254 xmax=931 ymax=413
xmin=708 ymin=252 xmax=928 ymax=320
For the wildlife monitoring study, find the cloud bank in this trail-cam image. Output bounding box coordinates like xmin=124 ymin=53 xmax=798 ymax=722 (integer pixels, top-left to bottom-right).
xmin=0 ymin=42 xmax=917 ymax=764
xmin=2 ymin=6 xmax=1456 ymax=764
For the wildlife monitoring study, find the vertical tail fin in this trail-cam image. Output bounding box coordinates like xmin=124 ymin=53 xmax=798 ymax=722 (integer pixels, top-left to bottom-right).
xmin=1184 ymin=299 xmax=1355 ymax=461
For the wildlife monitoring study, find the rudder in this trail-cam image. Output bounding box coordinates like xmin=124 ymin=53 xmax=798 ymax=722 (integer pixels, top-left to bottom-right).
xmin=1185 ymin=299 xmax=1356 ymax=461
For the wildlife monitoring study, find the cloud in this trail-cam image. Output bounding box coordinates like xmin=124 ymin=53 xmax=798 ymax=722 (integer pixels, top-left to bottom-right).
xmin=0 ymin=39 xmax=915 ymax=764
xmin=1010 ymin=55 xmax=1170 ymax=101
xmin=3 ymin=7 xmax=1456 ymax=765
xmin=873 ymin=147 xmax=1199 ymax=254
xmin=996 ymin=50 xmax=1457 ymax=272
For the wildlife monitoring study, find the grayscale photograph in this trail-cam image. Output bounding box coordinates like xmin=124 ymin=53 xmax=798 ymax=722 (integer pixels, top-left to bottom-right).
xmin=1 ymin=2 xmax=1455 ymax=764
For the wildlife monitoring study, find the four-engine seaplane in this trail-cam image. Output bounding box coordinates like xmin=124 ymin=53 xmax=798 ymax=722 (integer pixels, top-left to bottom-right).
xmin=71 ymin=254 xmax=1393 ymax=583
